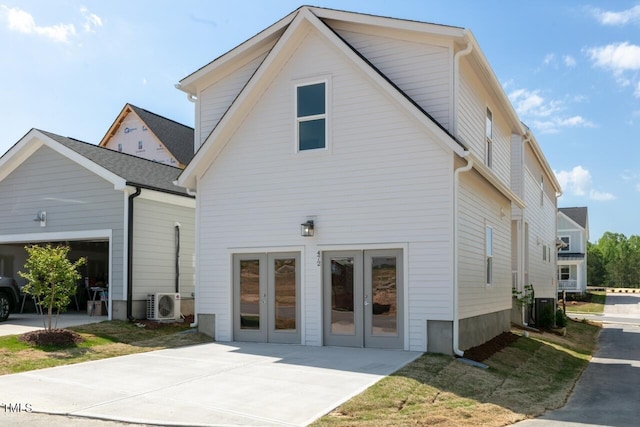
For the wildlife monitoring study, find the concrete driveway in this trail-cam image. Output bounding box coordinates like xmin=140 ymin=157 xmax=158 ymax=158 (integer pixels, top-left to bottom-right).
xmin=515 ymin=292 xmax=640 ymax=427
xmin=0 ymin=341 xmax=420 ymax=426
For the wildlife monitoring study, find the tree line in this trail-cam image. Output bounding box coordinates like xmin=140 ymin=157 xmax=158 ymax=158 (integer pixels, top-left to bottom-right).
xmin=588 ymin=232 xmax=640 ymax=287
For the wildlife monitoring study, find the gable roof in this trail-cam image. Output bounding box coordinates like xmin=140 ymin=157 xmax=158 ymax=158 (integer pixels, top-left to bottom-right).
xmin=0 ymin=129 xmax=191 ymax=197
xmin=177 ymin=6 xmax=470 ymax=190
xmin=559 ymin=207 xmax=588 ymax=229
xmin=99 ymin=103 xmax=194 ymax=167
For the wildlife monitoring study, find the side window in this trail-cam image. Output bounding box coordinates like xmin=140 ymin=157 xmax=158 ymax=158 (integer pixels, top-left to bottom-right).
xmin=560 ymin=236 xmax=570 ymax=252
xmin=296 ymin=82 xmax=326 ymax=151
xmin=486 ymin=225 xmax=493 ymax=285
xmin=485 ymin=108 xmax=493 ymax=168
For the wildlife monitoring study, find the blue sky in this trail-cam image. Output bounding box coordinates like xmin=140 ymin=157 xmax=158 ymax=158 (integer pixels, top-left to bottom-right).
xmin=1 ymin=1 xmax=639 ymax=242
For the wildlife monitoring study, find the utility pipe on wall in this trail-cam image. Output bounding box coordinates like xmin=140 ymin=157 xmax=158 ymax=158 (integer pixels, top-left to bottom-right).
xmin=126 ymin=186 xmax=141 ymax=321
xmin=452 ymin=32 xmax=473 ymax=138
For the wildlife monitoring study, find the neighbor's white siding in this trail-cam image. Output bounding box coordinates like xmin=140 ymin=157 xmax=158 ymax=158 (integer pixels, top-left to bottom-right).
xmin=0 ymin=146 xmax=125 ymax=298
xmin=458 ymin=167 xmax=512 ymax=319
xmin=197 ymin=51 xmax=270 ymax=148
xmin=332 ymin=22 xmax=453 ymax=131
xmin=196 ymin=29 xmax=455 ymax=351
xmin=522 ymin=143 xmax=557 ymax=298
xmin=132 ymin=196 xmax=195 ymax=300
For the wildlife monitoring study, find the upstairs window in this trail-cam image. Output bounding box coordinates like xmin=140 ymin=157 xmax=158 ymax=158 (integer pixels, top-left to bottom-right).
xmin=485 ymin=108 xmax=493 ymax=168
xmin=117 ymin=143 xmax=122 ymax=152
xmin=486 ymin=225 xmax=493 ymax=285
xmin=296 ymin=82 xmax=326 ymax=151
xmin=560 ymin=236 xmax=570 ymax=252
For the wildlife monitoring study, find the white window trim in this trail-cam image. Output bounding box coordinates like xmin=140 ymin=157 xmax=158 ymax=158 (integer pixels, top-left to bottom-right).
xmin=485 ymin=107 xmax=493 ymax=168
xmin=559 ymin=236 xmax=571 ymax=252
xmin=294 ymin=76 xmax=331 ymax=154
xmin=485 ymin=223 xmax=493 ymax=286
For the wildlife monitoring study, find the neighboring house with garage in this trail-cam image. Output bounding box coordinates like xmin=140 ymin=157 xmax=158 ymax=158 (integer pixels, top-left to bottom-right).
xmin=99 ymin=103 xmax=194 ymax=168
xmin=510 ymin=128 xmax=562 ymax=325
xmin=175 ymin=6 xmax=560 ymax=353
xmin=557 ymin=207 xmax=589 ymax=294
xmin=0 ymin=129 xmax=195 ymax=320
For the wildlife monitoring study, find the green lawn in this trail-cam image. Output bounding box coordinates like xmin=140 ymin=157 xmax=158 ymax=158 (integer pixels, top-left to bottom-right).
xmin=564 ymin=291 xmax=606 ymax=314
xmin=313 ymin=320 xmax=600 ymax=427
xmin=0 ymin=320 xmax=211 ymax=375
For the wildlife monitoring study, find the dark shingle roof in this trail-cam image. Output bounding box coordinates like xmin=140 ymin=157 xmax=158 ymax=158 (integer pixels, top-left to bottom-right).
xmin=128 ymin=105 xmax=194 ymax=165
xmin=39 ymin=130 xmax=191 ymax=197
xmin=559 ymin=207 xmax=588 ymax=229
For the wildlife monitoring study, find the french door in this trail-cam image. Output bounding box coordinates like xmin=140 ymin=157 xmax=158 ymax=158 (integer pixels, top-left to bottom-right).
xmin=323 ymin=249 xmax=403 ymax=349
xmin=233 ymin=252 xmax=300 ymax=344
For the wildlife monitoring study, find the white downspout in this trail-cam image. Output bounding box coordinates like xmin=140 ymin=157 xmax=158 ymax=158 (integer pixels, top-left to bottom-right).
xmin=453 ymin=32 xmax=473 ymax=137
xmin=453 ymin=152 xmax=473 ymax=357
xmin=452 ymin=33 xmax=473 ymax=357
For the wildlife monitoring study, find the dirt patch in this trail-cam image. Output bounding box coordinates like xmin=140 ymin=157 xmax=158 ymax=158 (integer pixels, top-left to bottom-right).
xmin=133 ymin=314 xmax=195 ymax=330
xmin=19 ymin=329 xmax=84 ymax=347
xmin=463 ymin=332 xmax=520 ymax=362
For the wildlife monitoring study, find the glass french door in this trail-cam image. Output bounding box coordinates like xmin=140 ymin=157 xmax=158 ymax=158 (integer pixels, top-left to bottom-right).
xmin=233 ymin=252 xmax=300 ymax=344
xmin=323 ymin=249 xmax=403 ymax=349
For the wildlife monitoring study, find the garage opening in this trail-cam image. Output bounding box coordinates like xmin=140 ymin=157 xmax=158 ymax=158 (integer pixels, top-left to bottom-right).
xmin=0 ymin=240 xmax=109 ymax=317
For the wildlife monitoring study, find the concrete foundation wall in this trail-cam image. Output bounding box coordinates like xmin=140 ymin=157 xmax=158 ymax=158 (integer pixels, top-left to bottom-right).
xmin=427 ymin=320 xmax=453 ymax=355
xmin=459 ymin=308 xmax=511 ymax=350
xmin=198 ymin=313 xmax=215 ymax=338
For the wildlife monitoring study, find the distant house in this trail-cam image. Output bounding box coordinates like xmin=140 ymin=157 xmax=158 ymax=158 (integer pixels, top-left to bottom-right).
xmin=175 ymin=6 xmax=560 ymax=353
xmin=0 ymin=129 xmax=195 ymax=320
xmin=557 ymin=207 xmax=589 ymax=294
xmin=99 ymin=103 xmax=194 ymax=168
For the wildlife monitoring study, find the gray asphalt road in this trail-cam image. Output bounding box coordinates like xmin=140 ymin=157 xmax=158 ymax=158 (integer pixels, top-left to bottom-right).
xmin=514 ymin=293 xmax=640 ymax=427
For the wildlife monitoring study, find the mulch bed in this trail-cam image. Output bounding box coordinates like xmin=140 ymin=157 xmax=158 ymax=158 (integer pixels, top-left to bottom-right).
xmin=463 ymin=332 xmax=520 ymax=362
xmin=19 ymin=329 xmax=84 ymax=347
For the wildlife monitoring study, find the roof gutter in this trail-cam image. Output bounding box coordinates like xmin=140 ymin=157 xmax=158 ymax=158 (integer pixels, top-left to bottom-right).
xmin=127 ymin=186 xmax=141 ymax=321
xmin=453 ymin=151 xmax=473 ymax=357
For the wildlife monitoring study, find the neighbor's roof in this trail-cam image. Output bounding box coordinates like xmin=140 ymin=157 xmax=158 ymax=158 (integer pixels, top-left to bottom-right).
xmin=40 ymin=130 xmax=190 ymax=196
xmin=559 ymin=207 xmax=588 ymax=229
xmin=99 ymin=103 xmax=194 ymax=166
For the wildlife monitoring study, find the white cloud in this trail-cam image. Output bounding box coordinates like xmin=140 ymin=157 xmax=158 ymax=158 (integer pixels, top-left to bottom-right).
xmin=508 ymin=88 xmax=594 ymax=134
xmin=543 ymin=53 xmax=555 ymax=65
xmin=80 ymin=6 xmax=102 ymax=33
xmin=555 ymin=166 xmax=615 ymax=201
xmin=1 ymin=5 xmax=76 ymax=42
xmin=586 ymin=42 xmax=640 ymax=74
xmin=591 ymin=5 xmax=640 ymax=26
xmin=563 ymin=55 xmax=576 ymax=68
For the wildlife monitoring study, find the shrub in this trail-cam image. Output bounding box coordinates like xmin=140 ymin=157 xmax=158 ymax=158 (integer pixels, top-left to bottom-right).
xmin=556 ymin=309 xmax=567 ymax=328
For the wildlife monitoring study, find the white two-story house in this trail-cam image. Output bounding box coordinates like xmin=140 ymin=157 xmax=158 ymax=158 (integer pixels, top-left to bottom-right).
xmin=176 ymin=6 xmax=558 ymax=353
xmin=557 ymin=207 xmax=589 ymax=294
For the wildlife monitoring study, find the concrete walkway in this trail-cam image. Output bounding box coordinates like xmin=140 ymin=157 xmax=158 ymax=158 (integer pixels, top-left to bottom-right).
xmin=514 ymin=292 xmax=640 ymax=427
xmin=0 ymin=341 xmax=420 ymax=426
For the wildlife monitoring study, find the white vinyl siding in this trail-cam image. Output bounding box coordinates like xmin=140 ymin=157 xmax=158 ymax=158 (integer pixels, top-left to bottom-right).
xmin=132 ymin=197 xmax=195 ymax=300
xmin=0 ymin=146 xmax=125 ymax=299
xmin=195 ymin=30 xmax=455 ymax=351
xmin=198 ymin=51 xmax=270 ymax=147
xmin=458 ymin=168 xmax=511 ymax=319
xmin=333 ymin=25 xmax=452 ymax=131
xmin=457 ymin=61 xmax=510 ymax=187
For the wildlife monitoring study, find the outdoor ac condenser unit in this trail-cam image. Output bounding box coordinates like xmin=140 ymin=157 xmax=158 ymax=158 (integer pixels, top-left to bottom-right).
xmin=147 ymin=293 xmax=181 ymax=320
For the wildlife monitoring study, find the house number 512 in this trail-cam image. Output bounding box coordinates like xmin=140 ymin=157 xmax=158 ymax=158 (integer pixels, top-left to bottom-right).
xmin=317 ymin=251 xmax=321 ymax=267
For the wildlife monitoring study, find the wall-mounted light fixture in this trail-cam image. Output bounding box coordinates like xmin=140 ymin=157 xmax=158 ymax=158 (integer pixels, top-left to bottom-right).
xmin=300 ymin=220 xmax=314 ymax=237
xmin=34 ymin=211 xmax=46 ymax=227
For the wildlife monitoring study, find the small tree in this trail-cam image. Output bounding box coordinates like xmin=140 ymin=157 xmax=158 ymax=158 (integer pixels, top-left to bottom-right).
xmin=18 ymin=244 xmax=85 ymax=331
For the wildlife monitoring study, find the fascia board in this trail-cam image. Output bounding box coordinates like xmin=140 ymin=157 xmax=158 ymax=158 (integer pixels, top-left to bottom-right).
xmin=557 ymin=211 xmax=585 ymax=232
xmin=177 ymin=9 xmax=298 ymax=93
xmin=0 ymin=130 xmax=127 ymax=191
